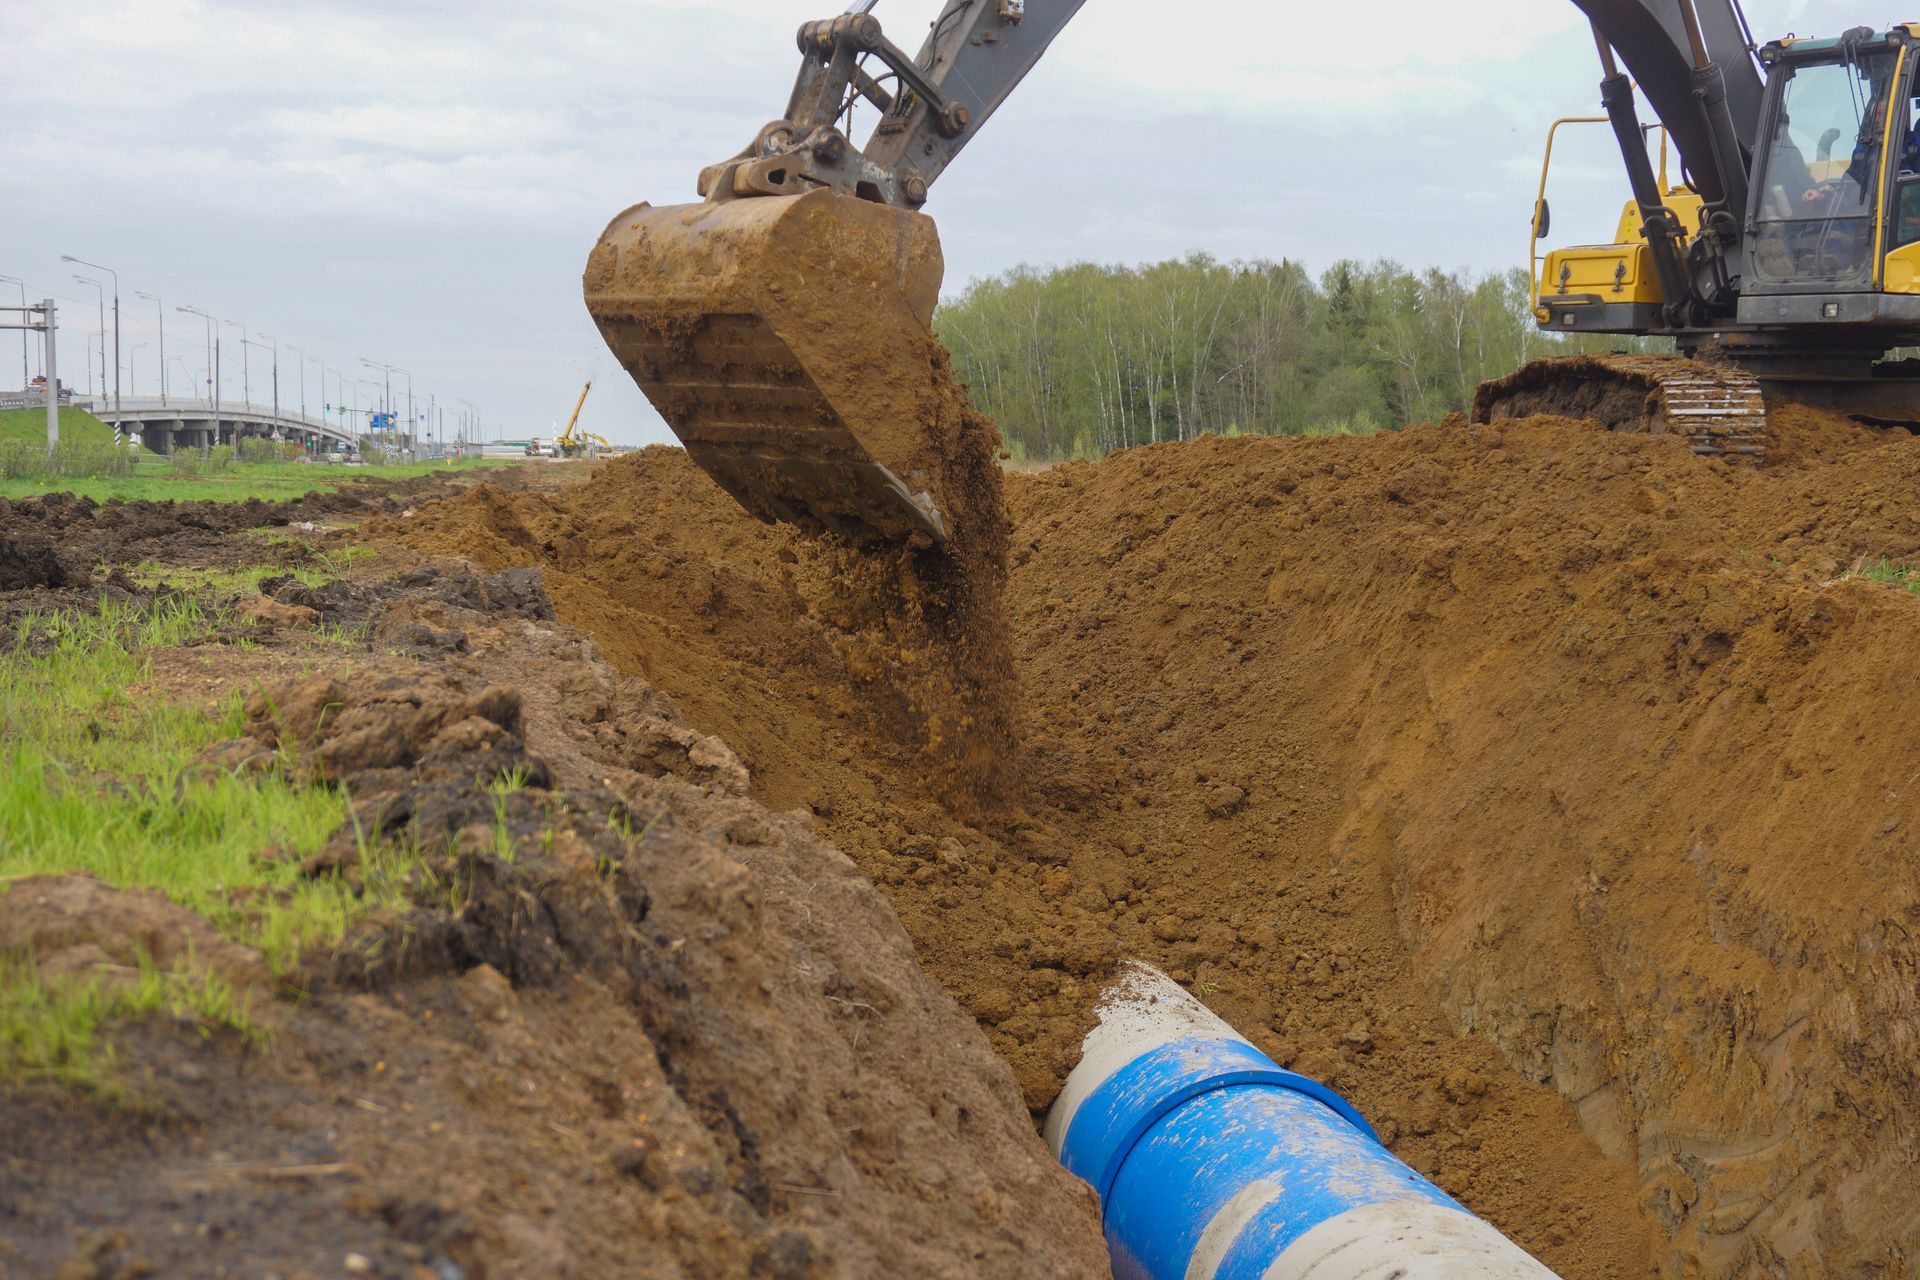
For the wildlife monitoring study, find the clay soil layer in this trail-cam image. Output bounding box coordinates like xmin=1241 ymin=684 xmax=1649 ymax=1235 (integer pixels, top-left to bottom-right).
xmin=387 ymin=401 xmax=1920 ymax=1279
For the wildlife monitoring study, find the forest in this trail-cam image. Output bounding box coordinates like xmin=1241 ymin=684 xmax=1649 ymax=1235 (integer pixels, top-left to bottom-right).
xmin=935 ymin=256 xmax=1645 ymax=461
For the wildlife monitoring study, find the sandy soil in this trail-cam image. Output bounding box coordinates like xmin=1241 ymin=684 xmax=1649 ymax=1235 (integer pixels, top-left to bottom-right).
xmin=381 ymin=402 xmax=1920 ymax=1279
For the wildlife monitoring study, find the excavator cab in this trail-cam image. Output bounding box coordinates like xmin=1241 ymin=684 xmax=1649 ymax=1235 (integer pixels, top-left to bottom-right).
xmin=1747 ymin=34 xmax=1906 ymax=293
xmin=1515 ymin=19 xmax=1920 ymax=438
xmin=1536 ymin=26 xmax=1920 ymax=322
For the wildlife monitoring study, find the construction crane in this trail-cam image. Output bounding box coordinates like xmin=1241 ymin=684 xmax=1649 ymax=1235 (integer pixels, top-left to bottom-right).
xmin=530 ymin=380 xmax=615 ymax=459
xmin=585 ymin=1 xmax=1920 ymax=548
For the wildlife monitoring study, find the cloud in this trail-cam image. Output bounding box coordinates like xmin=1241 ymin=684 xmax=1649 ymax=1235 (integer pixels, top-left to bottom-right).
xmin=1052 ymin=0 xmax=1586 ymax=114
xmin=0 ymin=0 xmax=1873 ymax=443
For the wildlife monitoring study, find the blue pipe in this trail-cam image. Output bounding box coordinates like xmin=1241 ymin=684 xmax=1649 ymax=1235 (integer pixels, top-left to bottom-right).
xmin=1043 ymin=964 xmax=1564 ymax=1280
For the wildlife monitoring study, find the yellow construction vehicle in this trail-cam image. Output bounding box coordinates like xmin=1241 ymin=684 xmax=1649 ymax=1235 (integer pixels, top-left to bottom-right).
xmin=537 ymin=380 xmax=615 ymax=459
xmin=587 ymin=2 xmax=1920 ymax=548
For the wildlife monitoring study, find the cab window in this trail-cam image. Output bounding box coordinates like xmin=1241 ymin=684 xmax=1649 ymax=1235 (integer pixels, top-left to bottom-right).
xmin=1898 ymin=94 xmax=1920 ymax=249
xmin=1751 ymin=51 xmax=1898 ymax=287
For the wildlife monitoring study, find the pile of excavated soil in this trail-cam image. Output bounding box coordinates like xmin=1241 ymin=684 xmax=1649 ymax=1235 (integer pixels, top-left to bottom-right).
xmin=384 ymin=406 xmax=1920 ymax=1278
xmin=4 ymin=565 xmax=1106 ymax=1279
xmin=0 ymin=474 xmax=468 ymax=598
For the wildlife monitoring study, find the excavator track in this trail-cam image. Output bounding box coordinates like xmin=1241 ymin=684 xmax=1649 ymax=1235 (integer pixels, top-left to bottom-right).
xmin=1472 ymin=354 xmax=1769 ymax=459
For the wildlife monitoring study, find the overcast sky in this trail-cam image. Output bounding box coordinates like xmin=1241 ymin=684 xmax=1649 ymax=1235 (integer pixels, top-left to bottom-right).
xmin=0 ymin=0 xmax=1862 ymax=444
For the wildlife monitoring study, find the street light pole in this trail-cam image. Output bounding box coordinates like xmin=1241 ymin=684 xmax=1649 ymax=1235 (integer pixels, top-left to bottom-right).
xmin=129 ymin=342 xmax=148 ymax=396
xmin=135 ymin=291 xmax=166 ymax=405
xmin=61 ymin=256 xmax=118 ymax=422
xmin=259 ymin=332 xmax=279 ymax=428
xmin=73 ymin=275 xmax=105 ymax=406
xmin=359 ymin=358 xmax=394 ymax=413
xmin=177 ymin=305 xmax=219 ymax=457
xmin=0 ymin=276 xmax=27 ymax=389
xmin=403 ymin=370 xmax=414 ymax=452
xmin=288 ymin=345 xmax=305 ymax=421
xmin=239 ymin=337 xmax=268 ymax=444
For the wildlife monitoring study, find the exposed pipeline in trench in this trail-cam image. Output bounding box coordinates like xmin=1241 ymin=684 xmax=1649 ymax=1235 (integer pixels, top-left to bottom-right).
xmin=1047 ymin=964 xmax=1564 ymax=1280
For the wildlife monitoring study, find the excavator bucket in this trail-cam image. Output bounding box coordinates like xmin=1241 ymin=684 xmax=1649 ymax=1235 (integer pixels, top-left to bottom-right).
xmin=583 ymin=189 xmax=954 ymax=546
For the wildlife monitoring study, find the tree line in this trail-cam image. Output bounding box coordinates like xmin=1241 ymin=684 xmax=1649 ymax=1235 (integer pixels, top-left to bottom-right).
xmin=935 ymin=256 xmax=1645 ymax=462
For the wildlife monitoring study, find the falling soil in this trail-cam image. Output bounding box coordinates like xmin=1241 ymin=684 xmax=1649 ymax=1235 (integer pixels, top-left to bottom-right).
xmin=585 ymin=189 xmax=1017 ymax=803
xmin=385 ymin=402 xmax=1920 ymax=1278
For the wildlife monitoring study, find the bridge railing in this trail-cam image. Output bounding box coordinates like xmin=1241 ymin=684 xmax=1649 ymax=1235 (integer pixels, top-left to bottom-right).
xmin=94 ymin=397 xmax=356 ymax=436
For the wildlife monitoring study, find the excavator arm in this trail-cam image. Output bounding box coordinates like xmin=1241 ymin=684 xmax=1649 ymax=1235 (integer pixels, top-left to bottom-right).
xmin=585 ymin=1 xmax=1089 ymax=547
xmin=588 ymin=0 xmax=1903 ymax=542
xmin=702 ymin=0 xmax=1088 ymax=210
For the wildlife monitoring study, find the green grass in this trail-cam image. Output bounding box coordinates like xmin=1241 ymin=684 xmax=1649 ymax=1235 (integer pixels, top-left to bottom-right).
xmin=0 ymin=455 xmax=514 ymax=505
xmin=119 ymin=545 xmax=373 ymax=597
xmin=0 ymin=597 xmax=424 ymax=1089
xmin=0 ymin=956 xmax=262 ymax=1095
xmin=1854 ymin=558 xmax=1920 ymax=594
xmin=0 ymin=406 xmax=115 ymax=448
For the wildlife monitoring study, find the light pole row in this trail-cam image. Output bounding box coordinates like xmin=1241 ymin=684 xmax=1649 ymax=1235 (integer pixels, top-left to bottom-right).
xmin=10 ymin=256 xmax=473 ymax=458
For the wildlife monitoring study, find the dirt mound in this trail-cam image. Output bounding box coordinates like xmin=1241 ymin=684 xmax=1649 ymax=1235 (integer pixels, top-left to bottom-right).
xmin=385 ymin=403 xmax=1920 ymax=1277
xmin=0 ymin=475 xmax=455 ymax=583
xmin=0 ymin=531 xmax=82 ymax=591
xmin=4 ymin=564 xmax=1106 ymax=1280
xmin=2 ymin=875 xmax=270 ymax=996
xmin=386 ymin=431 xmax=1015 ymax=808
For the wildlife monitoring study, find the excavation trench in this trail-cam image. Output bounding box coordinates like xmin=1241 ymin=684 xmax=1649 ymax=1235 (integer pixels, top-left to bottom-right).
xmin=383 ymin=399 xmax=1920 ymax=1279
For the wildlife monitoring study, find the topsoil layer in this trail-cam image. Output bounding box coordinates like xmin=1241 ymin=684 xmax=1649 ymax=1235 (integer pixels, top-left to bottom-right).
xmin=385 ymin=401 xmax=1920 ymax=1279
xmin=2 ymin=562 xmax=1105 ymax=1280
xmin=0 ymin=474 xmax=466 ymax=596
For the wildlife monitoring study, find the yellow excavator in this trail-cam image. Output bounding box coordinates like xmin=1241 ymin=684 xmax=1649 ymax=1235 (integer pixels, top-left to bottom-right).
xmin=586 ymin=1 xmax=1920 ymax=548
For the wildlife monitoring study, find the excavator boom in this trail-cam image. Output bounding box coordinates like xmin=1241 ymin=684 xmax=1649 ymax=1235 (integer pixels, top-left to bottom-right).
xmin=590 ymin=1 xmax=1920 ymax=539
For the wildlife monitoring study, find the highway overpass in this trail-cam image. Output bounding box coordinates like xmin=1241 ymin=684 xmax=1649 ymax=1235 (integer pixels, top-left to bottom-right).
xmin=80 ymin=397 xmax=369 ymax=453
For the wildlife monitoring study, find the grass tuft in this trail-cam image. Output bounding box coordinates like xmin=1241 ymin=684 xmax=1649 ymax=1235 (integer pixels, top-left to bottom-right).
xmin=0 ymin=595 xmax=433 ymax=1088
xmin=0 ymin=954 xmax=264 ymax=1095
xmin=1853 ymin=558 xmax=1920 ymax=594
xmin=0 ymin=600 xmax=366 ymax=966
